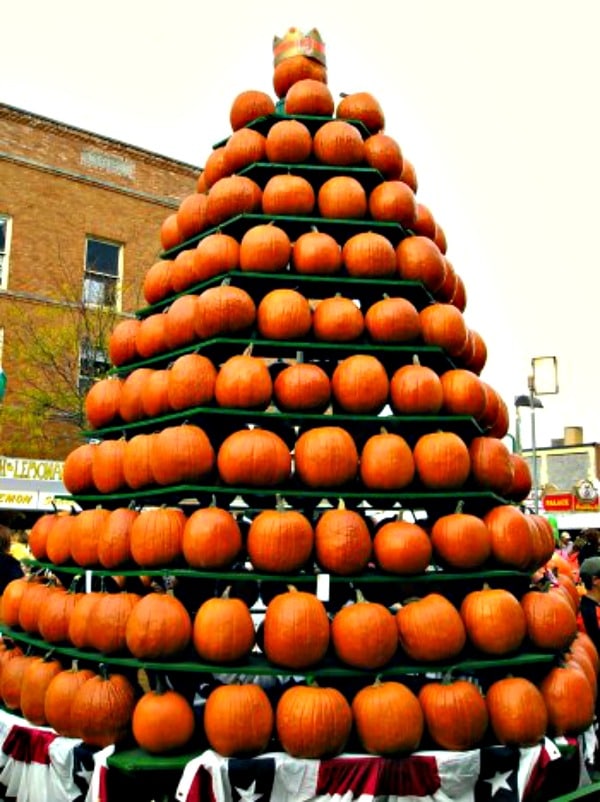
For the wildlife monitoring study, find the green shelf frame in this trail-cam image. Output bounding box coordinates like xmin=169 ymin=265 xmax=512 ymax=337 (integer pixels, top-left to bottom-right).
xmin=137 ymin=269 xmax=429 ymax=318
xmin=238 ymin=161 xmax=385 ymax=192
xmin=212 ymin=113 xmax=373 ymax=148
xmin=108 ymin=336 xmax=455 ymax=378
xmin=58 ymin=485 xmax=509 ymax=516
xmin=83 ymin=408 xmax=483 ymax=445
xmin=22 ymin=560 xmax=528 ymax=585
xmin=160 ymin=211 xmax=412 ymax=260
xmin=0 ymin=626 xmax=557 ymax=679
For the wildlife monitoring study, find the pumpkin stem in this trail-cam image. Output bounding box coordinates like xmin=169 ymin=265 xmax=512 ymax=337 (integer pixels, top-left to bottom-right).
xmin=43 ymin=648 xmax=56 ymax=662
xmin=296 ymin=350 xmax=304 ymax=363
xmin=336 ymin=498 xmax=346 ymax=511
xmin=220 ymin=277 xmax=232 ymax=286
xmin=98 ymin=662 xmax=109 ymax=681
xmin=455 ymin=500 xmax=464 ymax=514
xmin=379 ymin=426 xmax=388 ymax=435
xmin=222 ymin=585 xmax=233 ymax=599
xmin=275 ymin=493 xmax=286 ymax=512
xmin=243 ymin=343 xmax=255 ymax=357
xmin=411 ymin=355 xmax=421 ymax=366
xmin=355 ymin=588 xmax=367 ymax=604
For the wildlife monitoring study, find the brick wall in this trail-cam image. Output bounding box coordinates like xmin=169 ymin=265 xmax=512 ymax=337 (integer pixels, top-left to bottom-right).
xmin=0 ymin=104 xmax=202 ymax=459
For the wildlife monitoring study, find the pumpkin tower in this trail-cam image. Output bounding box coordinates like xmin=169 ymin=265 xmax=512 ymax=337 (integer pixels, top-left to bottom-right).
xmin=1 ymin=26 xmax=595 ymax=769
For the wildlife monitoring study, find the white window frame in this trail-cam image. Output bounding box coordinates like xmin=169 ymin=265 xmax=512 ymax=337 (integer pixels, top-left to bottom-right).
xmin=83 ymin=236 xmax=123 ymax=311
xmin=0 ymin=215 xmax=13 ymax=291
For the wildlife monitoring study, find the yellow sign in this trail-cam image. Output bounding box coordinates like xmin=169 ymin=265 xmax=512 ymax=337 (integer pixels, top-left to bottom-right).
xmin=0 ymin=457 xmax=63 ymax=482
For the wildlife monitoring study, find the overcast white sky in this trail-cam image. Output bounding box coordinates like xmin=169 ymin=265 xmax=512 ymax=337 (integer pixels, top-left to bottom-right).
xmin=4 ymin=0 xmax=600 ymax=449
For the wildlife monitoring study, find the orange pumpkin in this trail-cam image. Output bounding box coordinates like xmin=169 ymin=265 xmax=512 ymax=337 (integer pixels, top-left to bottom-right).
xmin=389 ymin=356 xmax=443 ymax=415
xmin=368 ymin=181 xmax=417 ymax=227
xmin=284 ymin=78 xmax=334 ymax=116
xmin=182 ymin=506 xmax=243 ymax=569
xmin=294 ymin=426 xmax=359 ymax=488
xmin=396 ymin=593 xmax=466 ymax=662
xmin=239 ymin=224 xmax=291 ymax=273
xmin=342 ymin=231 xmax=397 ymax=278
xmin=314 ymin=502 xmax=372 ymax=576
xmin=263 ymin=587 xmax=330 ymax=669
xmin=331 ymin=354 xmax=389 ymax=414
xmin=312 ymin=296 xmax=364 ymax=342
xmin=265 ymin=119 xmax=313 ymax=163
xmin=217 ymin=428 xmax=291 ymax=487
xmin=364 ymin=133 xmax=403 ymax=179
xmin=317 ymin=176 xmax=367 ymax=219
xmin=192 ymin=589 xmax=255 ymax=663
xmin=313 ymin=120 xmax=365 ymax=166
xmin=352 ymin=679 xmax=423 ymax=755
xmin=360 ymin=430 xmax=415 ymax=491
xmin=486 ymin=676 xmax=548 ymax=746
xmin=331 ymin=590 xmax=398 ymax=669
xmin=373 ymin=518 xmax=432 ymax=575
xmin=167 ymin=353 xmax=217 ymax=411
xmin=336 ymin=91 xmax=385 ymax=133
xmin=291 ymin=230 xmax=342 ymax=276
xmin=418 ymin=679 xmax=488 ymax=750
xmin=276 ymin=684 xmax=352 ymax=759
xmin=460 ymin=586 xmax=527 ymax=655
xmin=364 ymin=296 xmax=421 ymax=343
xmin=413 ymin=431 xmax=471 ymax=490
xmin=229 ymin=89 xmax=276 ymax=131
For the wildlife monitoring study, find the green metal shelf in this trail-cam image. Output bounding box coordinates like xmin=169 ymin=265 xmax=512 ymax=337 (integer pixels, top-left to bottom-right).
xmin=83 ymin=407 xmax=483 ymax=447
xmin=238 ymin=161 xmax=385 ymax=192
xmin=58 ymin=485 xmax=509 ymax=516
xmin=212 ymin=113 xmax=372 ymax=148
xmin=108 ymin=336 xmax=455 ymax=378
xmin=137 ymin=269 xmax=429 ymax=318
xmin=160 ymin=211 xmax=411 ymax=260
xmin=0 ymin=626 xmax=557 ymax=680
xmin=22 ymin=560 xmax=528 ymax=585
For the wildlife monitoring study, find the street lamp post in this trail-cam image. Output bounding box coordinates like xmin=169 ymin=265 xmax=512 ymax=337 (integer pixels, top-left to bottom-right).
xmin=514 ymin=356 xmax=559 ymax=514
xmin=514 ymin=391 xmax=544 ymax=510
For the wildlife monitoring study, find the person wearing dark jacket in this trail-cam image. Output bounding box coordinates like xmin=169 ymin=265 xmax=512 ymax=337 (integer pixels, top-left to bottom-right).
xmin=0 ymin=525 xmax=24 ymax=595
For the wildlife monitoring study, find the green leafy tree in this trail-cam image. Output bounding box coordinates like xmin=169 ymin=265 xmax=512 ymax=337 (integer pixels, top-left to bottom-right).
xmin=0 ymin=260 xmax=141 ymax=460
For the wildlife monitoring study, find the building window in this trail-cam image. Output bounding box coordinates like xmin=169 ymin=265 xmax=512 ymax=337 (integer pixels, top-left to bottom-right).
xmin=78 ymin=338 xmax=109 ymax=394
xmin=83 ymin=237 xmax=122 ymax=309
xmin=0 ymin=215 xmax=12 ymax=291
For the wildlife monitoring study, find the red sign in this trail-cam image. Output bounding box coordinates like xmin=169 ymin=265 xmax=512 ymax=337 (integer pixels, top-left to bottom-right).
xmin=574 ymin=496 xmax=600 ymax=511
xmin=542 ymin=493 xmax=574 ymax=512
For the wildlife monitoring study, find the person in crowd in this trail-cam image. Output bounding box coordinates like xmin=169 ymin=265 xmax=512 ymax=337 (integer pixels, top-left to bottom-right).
xmin=558 ymin=531 xmax=573 ymax=559
xmin=574 ymin=529 xmax=600 ymax=565
xmin=0 ymin=525 xmax=24 ymax=595
xmin=577 ymin=556 xmax=600 ymax=652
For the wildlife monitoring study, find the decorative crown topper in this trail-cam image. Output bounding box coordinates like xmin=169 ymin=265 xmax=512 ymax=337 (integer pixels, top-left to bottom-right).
xmin=272 ymin=27 xmax=326 ymax=68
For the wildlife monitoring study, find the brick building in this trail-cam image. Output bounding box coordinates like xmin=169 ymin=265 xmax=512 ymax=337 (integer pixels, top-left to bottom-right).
xmin=0 ymin=103 xmax=200 ymax=524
